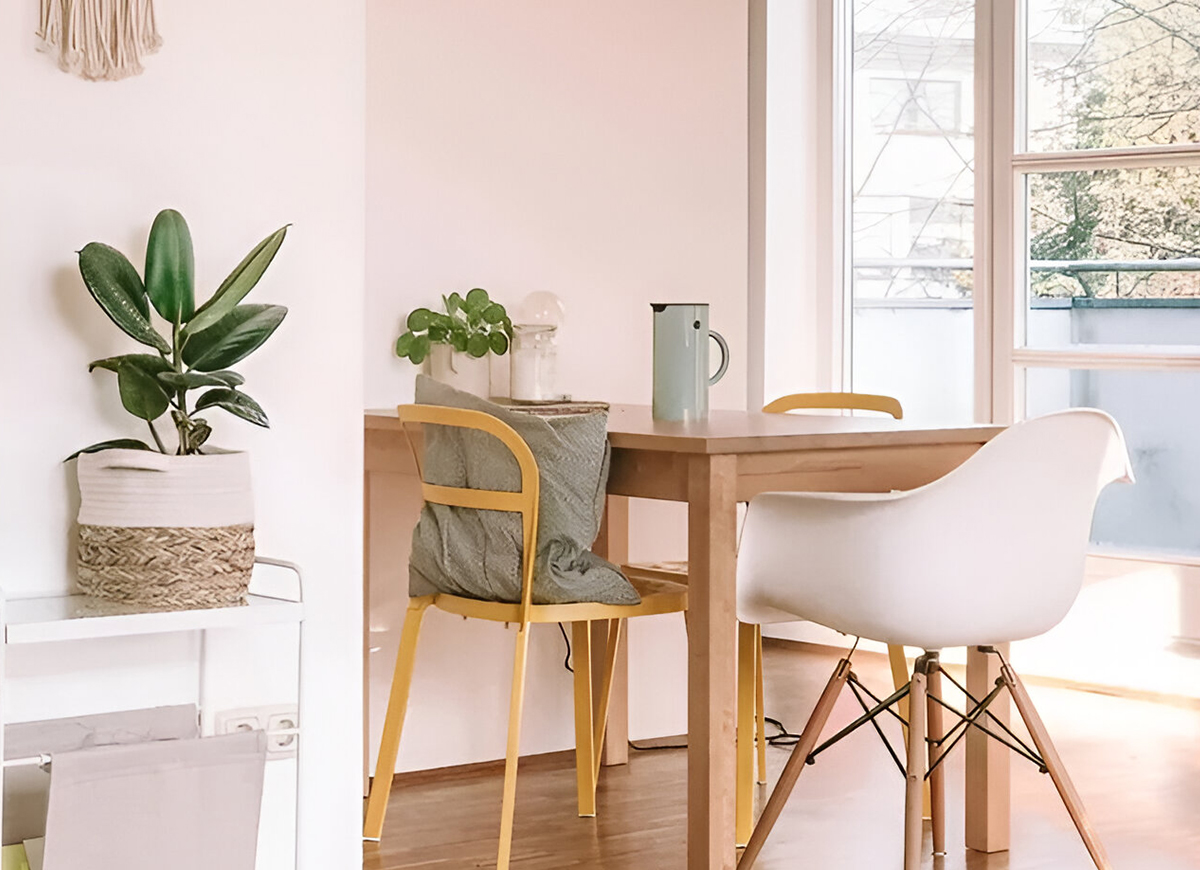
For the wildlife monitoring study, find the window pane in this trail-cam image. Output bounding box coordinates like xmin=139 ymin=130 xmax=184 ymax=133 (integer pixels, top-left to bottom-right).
xmin=852 ymin=0 xmax=974 ymax=423
xmin=1027 ymin=0 xmax=1200 ymax=151
xmin=1025 ymin=367 xmax=1200 ymax=554
xmin=1023 ymin=165 xmax=1200 ymax=347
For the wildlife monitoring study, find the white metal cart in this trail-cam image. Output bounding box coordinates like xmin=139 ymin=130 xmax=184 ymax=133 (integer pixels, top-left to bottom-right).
xmin=0 ymin=557 xmax=305 ymax=869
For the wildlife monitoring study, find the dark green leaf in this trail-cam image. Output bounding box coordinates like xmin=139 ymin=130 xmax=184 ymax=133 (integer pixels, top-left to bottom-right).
xmin=406 ymin=308 xmax=433 ymax=332
xmin=117 ymin=360 xmax=171 ymax=420
xmin=185 ymin=224 xmax=288 ymax=335
xmin=195 ymin=388 xmax=269 ymax=428
xmin=191 ymin=418 xmax=213 ymax=449
xmin=465 ymin=288 xmax=490 ymax=313
xmin=489 ymin=331 xmax=509 ymax=355
xmin=78 ymin=243 xmax=170 ymax=353
xmin=395 ymin=331 xmax=415 ymax=358
xmin=431 ymin=312 xmax=453 ymax=329
xmin=65 ymin=438 xmax=156 ymax=462
xmin=449 ymin=329 xmax=468 ymax=353
xmin=182 ymin=304 xmax=287 ymax=371
xmin=427 ymin=325 xmax=448 ymax=342
xmin=482 ymin=302 xmax=506 ymax=324
xmin=446 ymin=292 xmax=463 ymax=313
xmin=410 ymin=334 xmax=431 ymax=364
xmin=89 ymin=353 xmax=171 ymax=376
xmin=145 ymin=209 xmax=195 ymax=323
xmin=158 ymin=370 xmax=244 ymax=390
xmin=466 ymin=333 xmax=489 ymax=358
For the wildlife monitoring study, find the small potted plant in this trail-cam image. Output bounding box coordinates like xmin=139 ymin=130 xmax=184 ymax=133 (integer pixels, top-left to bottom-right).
xmin=68 ymin=208 xmax=288 ymax=609
xmin=395 ymin=288 xmax=511 ymax=397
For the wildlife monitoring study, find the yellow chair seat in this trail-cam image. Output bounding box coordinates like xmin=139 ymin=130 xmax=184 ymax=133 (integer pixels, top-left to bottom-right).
xmin=429 ymin=574 xmax=688 ymax=624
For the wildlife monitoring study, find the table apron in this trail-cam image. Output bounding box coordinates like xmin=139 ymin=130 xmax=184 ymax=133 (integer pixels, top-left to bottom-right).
xmin=608 ymin=441 xmax=986 ymax=502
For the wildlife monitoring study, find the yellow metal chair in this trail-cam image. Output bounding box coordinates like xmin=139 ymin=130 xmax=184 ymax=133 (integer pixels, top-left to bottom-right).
xmin=363 ymin=404 xmax=688 ymax=870
xmin=622 ymin=391 xmax=908 ymax=847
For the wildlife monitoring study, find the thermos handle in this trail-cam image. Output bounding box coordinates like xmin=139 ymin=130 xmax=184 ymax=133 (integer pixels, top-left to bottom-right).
xmin=709 ymin=330 xmax=729 ymax=386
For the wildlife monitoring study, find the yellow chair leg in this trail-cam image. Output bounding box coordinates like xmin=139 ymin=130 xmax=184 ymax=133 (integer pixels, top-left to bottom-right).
xmin=736 ymin=622 xmax=757 ymax=848
xmin=496 ymin=623 xmax=533 ymax=870
xmin=754 ymin=625 xmax=768 ymax=785
xmin=592 ymin=619 xmax=623 ymax=782
xmin=571 ymin=621 xmax=597 ymax=817
xmin=364 ymin=597 xmax=431 ymax=841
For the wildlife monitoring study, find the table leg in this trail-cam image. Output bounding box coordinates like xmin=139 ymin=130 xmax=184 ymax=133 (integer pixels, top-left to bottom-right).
xmin=965 ymin=643 xmax=1011 ymax=852
xmin=687 ymin=454 xmax=739 ymax=870
xmin=593 ymin=495 xmax=630 ymax=767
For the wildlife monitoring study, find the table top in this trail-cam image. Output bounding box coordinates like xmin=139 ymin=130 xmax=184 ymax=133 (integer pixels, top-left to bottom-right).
xmin=366 ymin=405 xmax=1004 ymax=455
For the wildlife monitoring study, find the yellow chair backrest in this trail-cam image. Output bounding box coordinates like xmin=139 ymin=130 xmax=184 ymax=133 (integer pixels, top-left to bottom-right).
xmin=763 ymin=392 xmax=903 ymax=420
xmin=397 ymin=404 xmax=541 ymax=623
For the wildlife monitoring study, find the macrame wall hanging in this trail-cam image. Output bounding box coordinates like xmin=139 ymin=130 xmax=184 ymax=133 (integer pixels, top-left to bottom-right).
xmin=36 ymin=0 xmax=162 ymax=82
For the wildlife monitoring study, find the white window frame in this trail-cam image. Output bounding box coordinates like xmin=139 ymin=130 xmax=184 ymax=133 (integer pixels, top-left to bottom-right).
xmin=987 ymin=0 xmax=1200 ymax=426
xmin=830 ymin=0 xmax=1200 ymax=427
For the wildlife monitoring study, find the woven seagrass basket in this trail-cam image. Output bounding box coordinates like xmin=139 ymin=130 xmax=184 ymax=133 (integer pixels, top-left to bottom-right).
xmin=75 ymin=449 xmax=256 ymax=610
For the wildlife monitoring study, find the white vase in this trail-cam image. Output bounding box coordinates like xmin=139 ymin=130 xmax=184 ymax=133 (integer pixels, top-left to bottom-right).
xmin=425 ymin=343 xmax=491 ymax=398
xmin=75 ymin=449 xmax=255 ymax=609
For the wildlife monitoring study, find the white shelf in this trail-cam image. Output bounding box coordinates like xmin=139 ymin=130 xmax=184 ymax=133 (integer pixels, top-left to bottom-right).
xmin=3 ymin=594 xmax=303 ymax=645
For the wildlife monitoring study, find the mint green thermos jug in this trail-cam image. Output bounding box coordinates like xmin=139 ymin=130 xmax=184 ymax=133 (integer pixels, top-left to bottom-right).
xmin=651 ymin=303 xmax=730 ymax=422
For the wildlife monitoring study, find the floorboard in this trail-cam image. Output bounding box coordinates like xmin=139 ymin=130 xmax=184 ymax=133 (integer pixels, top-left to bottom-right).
xmin=364 ymin=642 xmax=1200 ymax=869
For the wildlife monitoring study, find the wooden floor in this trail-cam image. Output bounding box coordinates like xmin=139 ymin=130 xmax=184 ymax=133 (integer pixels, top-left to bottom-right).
xmin=363 ymin=642 xmax=1200 ymax=869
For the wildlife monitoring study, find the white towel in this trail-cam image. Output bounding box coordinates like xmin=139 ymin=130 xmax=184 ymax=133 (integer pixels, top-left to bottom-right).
xmin=42 ymin=731 xmax=266 ymax=870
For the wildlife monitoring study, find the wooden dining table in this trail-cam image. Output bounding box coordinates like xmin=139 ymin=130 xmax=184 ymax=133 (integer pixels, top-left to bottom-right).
xmin=364 ymin=405 xmax=1010 ymax=870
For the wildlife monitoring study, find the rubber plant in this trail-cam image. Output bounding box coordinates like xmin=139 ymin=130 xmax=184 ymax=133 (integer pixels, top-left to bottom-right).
xmin=70 ymin=209 xmax=288 ymax=458
xmin=395 ymin=288 xmax=512 ymax=364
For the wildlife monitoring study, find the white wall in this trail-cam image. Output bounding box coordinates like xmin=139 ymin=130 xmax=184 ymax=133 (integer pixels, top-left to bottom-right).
xmin=761 ymin=0 xmax=838 ymax=403
xmin=366 ymin=0 xmax=748 ymax=769
xmin=0 ymin=3 xmax=365 ymax=867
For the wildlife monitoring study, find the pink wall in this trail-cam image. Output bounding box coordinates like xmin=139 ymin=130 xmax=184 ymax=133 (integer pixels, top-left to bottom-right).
xmin=365 ymin=0 xmax=749 ymax=769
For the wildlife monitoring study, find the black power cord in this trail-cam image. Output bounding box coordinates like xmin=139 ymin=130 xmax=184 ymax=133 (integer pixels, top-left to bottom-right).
xmin=558 ymin=621 xmax=800 ymax=752
xmin=557 ymin=622 xmax=573 ymax=673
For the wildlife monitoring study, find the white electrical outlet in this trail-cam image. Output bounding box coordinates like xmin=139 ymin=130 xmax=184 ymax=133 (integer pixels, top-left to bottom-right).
xmin=215 ymin=706 xmax=299 ymax=758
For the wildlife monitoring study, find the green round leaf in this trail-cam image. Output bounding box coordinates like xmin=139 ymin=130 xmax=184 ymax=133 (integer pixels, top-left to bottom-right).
xmin=447 ymin=292 xmax=464 ymax=312
xmin=410 ymin=334 xmax=431 ymax=365
xmin=489 ymin=331 xmax=509 ymax=355
xmin=449 ymin=329 xmax=468 ymax=353
xmin=407 ymin=308 xmax=433 ymax=331
xmin=466 ymin=333 xmax=490 ymax=358
xmin=482 ymin=302 xmax=506 ymax=324
xmin=395 ymin=331 xmax=415 ymax=358
xmin=427 ymin=325 xmax=448 ymax=342
xmin=465 ymin=288 xmax=490 ymax=313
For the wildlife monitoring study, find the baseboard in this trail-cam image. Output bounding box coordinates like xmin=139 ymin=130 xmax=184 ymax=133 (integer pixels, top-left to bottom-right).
xmin=379 ymin=747 xmax=577 ymax=788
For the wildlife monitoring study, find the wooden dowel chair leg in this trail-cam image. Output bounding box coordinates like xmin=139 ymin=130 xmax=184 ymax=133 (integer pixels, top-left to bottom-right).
xmin=904 ymin=661 xmax=929 ymax=870
xmin=927 ymin=666 xmax=946 ymax=856
xmin=739 ymin=657 xmax=851 ymax=870
xmin=754 ymin=625 xmax=768 ymax=785
xmin=1001 ymin=662 xmax=1112 ymax=870
xmin=496 ymin=624 xmax=533 ymax=870
xmin=889 ymin=644 xmax=931 ymax=817
xmin=737 ymin=622 xmax=757 ymax=848
xmin=572 ymin=621 xmax=597 ymax=818
xmin=364 ymin=598 xmax=430 ymax=841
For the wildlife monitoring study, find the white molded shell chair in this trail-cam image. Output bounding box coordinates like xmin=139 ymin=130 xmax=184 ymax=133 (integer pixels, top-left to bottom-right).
xmin=736 ymin=409 xmax=1133 ymax=870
